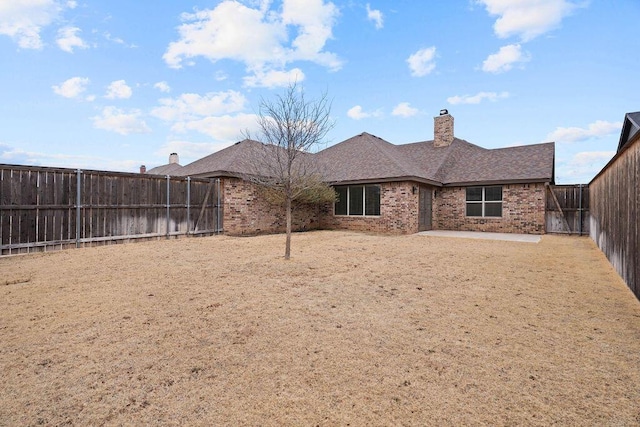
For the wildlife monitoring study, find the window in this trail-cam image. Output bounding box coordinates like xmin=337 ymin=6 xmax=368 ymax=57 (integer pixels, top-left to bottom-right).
xmin=334 ymin=185 xmax=381 ymax=216
xmin=466 ymin=186 xmax=502 ymax=217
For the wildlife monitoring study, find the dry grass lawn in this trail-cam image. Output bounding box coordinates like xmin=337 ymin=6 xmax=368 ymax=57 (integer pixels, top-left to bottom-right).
xmin=1 ymin=231 xmax=639 ymax=426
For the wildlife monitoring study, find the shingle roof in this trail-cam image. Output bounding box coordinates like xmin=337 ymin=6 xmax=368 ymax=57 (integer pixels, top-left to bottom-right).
xmin=435 ymin=139 xmax=555 ymax=185
xmin=618 ymin=111 xmax=640 ymax=152
xmin=316 ymin=132 xmax=441 ymax=184
xmin=316 ymin=134 xmax=554 ymax=186
xmin=175 ymin=139 xmax=317 ymax=179
xmin=168 ymin=131 xmax=555 ymax=186
xmin=175 ymin=139 xmax=264 ymax=178
xmin=146 ymin=162 xmax=183 ymax=175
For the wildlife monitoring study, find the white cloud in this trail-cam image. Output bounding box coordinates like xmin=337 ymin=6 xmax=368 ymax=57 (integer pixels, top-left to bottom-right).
xmin=481 ymin=44 xmax=530 ymax=73
xmin=0 ymin=0 xmax=62 ymax=49
xmin=163 ymin=0 xmax=341 ymax=83
xmin=476 ymin=0 xmax=581 ymax=42
xmin=447 ymin=91 xmax=510 ymax=105
xmin=151 ymin=90 xmax=253 ymax=140
xmin=92 ymin=106 xmax=151 ymax=135
xmin=172 ymin=113 xmax=259 ymax=141
xmin=0 ymin=143 xmax=133 ymax=170
xmin=243 ymin=68 xmax=305 ymax=88
xmin=66 ymin=1 xmax=77 ymax=8
xmin=151 ymin=90 xmax=247 ymax=122
xmin=105 ymin=80 xmax=132 ymax=99
xmin=557 ymin=151 xmax=615 ymax=183
xmin=407 ymin=47 xmax=436 ymax=77
xmin=347 ymin=105 xmax=382 ymax=120
xmin=154 ymin=81 xmax=171 ymax=93
xmin=52 ymin=76 xmax=90 ymax=99
xmin=392 ymin=102 xmax=418 ymax=118
xmin=56 ymin=26 xmax=87 ymax=52
xmin=547 ymin=120 xmax=622 ymax=143
xmin=366 ymin=4 xmax=383 ymax=29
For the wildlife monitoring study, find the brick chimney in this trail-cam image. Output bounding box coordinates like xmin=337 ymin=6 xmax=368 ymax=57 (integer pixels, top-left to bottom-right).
xmin=169 ymin=153 xmax=179 ymax=164
xmin=140 ymin=165 xmax=146 ymax=174
xmin=434 ymin=109 xmax=454 ymax=147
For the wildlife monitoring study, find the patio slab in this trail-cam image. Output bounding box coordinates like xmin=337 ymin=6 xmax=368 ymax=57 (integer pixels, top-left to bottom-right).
xmin=418 ymin=230 xmax=542 ymax=243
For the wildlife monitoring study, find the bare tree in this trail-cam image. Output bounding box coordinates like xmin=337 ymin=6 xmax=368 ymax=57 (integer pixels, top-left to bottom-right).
xmin=244 ymin=82 xmax=335 ymax=259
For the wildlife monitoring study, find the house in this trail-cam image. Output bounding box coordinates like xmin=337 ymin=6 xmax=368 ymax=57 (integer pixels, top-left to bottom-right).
xmin=161 ymin=111 xmax=555 ymax=235
xmin=146 ymin=152 xmax=183 ymax=175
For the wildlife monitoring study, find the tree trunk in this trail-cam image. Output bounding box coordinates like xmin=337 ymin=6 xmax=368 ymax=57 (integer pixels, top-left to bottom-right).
xmin=285 ymin=196 xmax=292 ymax=260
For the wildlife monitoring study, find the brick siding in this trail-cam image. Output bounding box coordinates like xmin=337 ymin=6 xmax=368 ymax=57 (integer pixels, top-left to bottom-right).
xmin=434 ymin=183 xmax=546 ymax=234
xmin=221 ymin=178 xmax=323 ymax=235
xmin=222 ymin=178 xmax=547 ymax=235
xmin=319 ymin=181 xmax=419 ymax=234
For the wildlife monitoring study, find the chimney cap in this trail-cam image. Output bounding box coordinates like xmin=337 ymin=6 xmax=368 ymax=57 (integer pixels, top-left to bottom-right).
xmin=439 ymin=109 xmax=449 ymax=116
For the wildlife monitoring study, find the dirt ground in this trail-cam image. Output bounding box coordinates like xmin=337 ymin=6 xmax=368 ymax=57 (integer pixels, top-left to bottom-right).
xmin=1 ymin=231 xmax=639 ymax=426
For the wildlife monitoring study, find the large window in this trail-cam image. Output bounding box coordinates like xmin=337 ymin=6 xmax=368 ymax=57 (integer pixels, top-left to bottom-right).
xmin=334 ymin=185 xmax=381 ymax=216
xmin=466 ymin=186 xmax=502 ymax=217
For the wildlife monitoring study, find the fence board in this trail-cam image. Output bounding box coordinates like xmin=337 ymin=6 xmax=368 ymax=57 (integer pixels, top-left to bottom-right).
xmin=0 ymin=164 xmax=221 ymax=255
xmin=545 ymin=184 xmax=590 ymax=235
xmin=590 ymin=137 xmax=639 ymax=300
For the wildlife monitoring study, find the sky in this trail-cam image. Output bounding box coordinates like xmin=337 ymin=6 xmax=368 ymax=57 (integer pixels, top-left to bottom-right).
xmin=0 ymin=0 xmax=637 ymax=184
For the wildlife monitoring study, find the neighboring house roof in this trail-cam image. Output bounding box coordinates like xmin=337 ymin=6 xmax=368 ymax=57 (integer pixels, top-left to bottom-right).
xmin=617 ymin=111 xmax=640 ymax=152
xmin=316 ymin=133 xmax=554 ymax=186
xmin=591 ymin=111 xmax=640 ymax=184
xmin=146 ymin=163 xmax=184 ymax=175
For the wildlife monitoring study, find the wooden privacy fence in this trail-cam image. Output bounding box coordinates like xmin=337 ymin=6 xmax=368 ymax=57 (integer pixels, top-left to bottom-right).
xmin=545 ymin=184 xmax=589 ymax=235
xmin=0 ymin=164 xmax=222 ymax=255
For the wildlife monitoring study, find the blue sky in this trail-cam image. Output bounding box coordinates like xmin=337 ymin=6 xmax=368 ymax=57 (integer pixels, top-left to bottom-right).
xmin=0 ymin=0 xmax=637 ymax=184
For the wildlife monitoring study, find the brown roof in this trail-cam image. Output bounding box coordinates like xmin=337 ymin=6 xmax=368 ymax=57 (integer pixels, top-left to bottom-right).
xmin=173 ymin=139 xmax=262 ymax=178
xmin=146 ymin=162 xmax=184 ymax=175
xmin=175 ymin=139 xmax=317 ymax=179
xmin=170 ymin=132 xmax=555 ymax=186
xmin=317 ymin=133 xmax=554 ymax=186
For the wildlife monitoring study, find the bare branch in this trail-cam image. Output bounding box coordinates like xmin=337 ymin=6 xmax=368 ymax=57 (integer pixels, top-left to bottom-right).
xmin=242 ymin=82 xmax=335 ymax=259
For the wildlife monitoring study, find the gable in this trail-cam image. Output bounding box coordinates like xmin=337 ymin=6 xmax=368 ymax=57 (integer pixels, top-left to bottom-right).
xmin=617 ymin=112 xmax=640 ymax=152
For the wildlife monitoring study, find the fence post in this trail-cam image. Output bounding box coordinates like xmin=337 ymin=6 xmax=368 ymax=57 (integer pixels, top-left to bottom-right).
xmin=578 ymin=184 xmax=583 ymax=236
xmin=216 ymin=178 xmax=221 ymax=234
xmin=186 ymin=177 xmax=191 ymax=235
xmin=166 ymin=175 xmax=170 ymax=239
xmin=76 ymin=169 xmax=82 ymax=248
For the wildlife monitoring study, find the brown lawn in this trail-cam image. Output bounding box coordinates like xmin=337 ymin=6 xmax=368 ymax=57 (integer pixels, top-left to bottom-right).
xmin=1 ymin=231 xmax=639 ymax=426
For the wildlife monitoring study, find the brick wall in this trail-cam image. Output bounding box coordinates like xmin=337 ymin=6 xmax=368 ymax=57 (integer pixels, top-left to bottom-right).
xmin=320 ymin=181 xmax=419 ymax=234
xmin=222 ymin=178 xmax=547 ymax=235
xmin=222 ymin=178 xmax=323 ymax=235
xmin=434 ymin=183 xmax=546 ymax=234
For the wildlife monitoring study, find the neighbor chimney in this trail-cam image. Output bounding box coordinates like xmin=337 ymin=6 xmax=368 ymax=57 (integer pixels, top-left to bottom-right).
xmin=169 ymin=153 xmax=179 ymax=164
xmin=140 ymin=165 xmax=146 ymax=174
xmin=434 ymin=110 xmax=454 ymax=147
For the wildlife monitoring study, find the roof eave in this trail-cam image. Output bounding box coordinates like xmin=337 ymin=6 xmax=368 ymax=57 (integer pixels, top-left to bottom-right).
xmin=443 ymin=177 xmax=552 ymax=187
xmin=327 ymin=176 xmax=443 ymax=187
